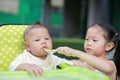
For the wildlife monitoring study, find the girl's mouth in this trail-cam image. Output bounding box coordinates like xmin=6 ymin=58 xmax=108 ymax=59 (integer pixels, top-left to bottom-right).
xmin=86 ymin=48 xmax=92 ymax=52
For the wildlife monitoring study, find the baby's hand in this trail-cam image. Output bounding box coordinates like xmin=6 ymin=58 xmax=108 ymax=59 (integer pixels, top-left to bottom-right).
xmin=24 ymin=63 xmax=44 ymax=77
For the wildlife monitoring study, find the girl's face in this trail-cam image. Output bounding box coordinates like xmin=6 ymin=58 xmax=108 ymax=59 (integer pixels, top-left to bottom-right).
xmin=24 ymin=27 xmax=52 ymax=59
xmin=84 ymin=25 xmax=108 ymax=57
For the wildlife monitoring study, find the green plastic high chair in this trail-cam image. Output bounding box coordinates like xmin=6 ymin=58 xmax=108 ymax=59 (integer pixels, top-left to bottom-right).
xmin=0 ymin=25 xmax=110 ymax=80
xmin=0 ymin=25 xmax=27 ymax=71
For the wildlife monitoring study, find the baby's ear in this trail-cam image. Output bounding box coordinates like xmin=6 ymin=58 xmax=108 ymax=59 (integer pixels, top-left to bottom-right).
xmin=24 ymin=42 xmax=30 ymax=51
xmin=105 ymin=42 xmax=115 ymax=51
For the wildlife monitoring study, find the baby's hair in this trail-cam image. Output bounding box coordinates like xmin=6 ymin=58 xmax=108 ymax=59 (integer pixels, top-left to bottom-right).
xmin=88 ymin=23 xmax=120 ymax=77
xmin=23 ymin=22 xmax=46 ymax=41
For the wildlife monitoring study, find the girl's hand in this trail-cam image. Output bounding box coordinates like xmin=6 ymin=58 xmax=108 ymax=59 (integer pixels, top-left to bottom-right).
xmin=56 ymin=46 xmax=74 ymax=56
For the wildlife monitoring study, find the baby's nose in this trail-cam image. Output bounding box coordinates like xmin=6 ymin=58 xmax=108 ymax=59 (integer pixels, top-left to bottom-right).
xmin=41 ymin=39 xmax=46 ymax=44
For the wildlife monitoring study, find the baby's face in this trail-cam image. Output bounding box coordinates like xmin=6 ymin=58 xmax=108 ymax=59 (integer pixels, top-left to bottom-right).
xmin=25 ymin=27 xmax=52 ymax=59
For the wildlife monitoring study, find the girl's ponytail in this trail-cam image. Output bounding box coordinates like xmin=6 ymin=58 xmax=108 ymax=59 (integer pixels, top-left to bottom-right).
xmin=113 ymin=32 xmax=120 ymax=77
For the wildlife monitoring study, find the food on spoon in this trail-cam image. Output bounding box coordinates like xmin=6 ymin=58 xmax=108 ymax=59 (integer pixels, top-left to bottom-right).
xmin=44 ymin=49 xmax=56 ymax=53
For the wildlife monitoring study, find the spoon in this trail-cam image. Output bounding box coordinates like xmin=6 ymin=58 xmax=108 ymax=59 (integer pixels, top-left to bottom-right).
xmin=44 ymin=49 xmax=56 ymax=54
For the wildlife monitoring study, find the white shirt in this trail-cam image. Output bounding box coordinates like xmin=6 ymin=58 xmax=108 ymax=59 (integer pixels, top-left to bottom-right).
xmin=9 ymin=50 xmax=73 ymax=71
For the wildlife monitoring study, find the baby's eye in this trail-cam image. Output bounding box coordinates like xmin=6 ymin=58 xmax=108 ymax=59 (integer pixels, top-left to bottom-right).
xmin=35 ymin=39 xmax=40 ymax=41
xmin=45 ymin=37 xmax=49 ymax=40
xmin=93 ymin=39 xmax=98 ymax=42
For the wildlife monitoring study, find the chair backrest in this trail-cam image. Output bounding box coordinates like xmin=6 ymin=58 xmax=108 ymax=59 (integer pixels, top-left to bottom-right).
xmin=0 ymin=25 xmax=27 ymax=71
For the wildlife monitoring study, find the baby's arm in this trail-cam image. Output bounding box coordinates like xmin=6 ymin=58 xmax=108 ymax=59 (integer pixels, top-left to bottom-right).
xmin=15 ymin=63 xmax=44 ymax=76
xmin=8 ymin=53 xmax=44 ymax=76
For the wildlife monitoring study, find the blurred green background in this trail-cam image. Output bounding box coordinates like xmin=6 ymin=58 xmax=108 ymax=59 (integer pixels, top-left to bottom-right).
xmin=52 ymin=38 xmax=84 ymax=59
xmin=0 ymin=0 xmax=120 ymax=56
xmin=0 ymin=0 xmax=120 ymax=38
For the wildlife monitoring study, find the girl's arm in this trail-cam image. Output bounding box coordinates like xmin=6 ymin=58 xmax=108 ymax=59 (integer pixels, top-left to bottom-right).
xmin=56 ymin=46 xmax=115 ymax=74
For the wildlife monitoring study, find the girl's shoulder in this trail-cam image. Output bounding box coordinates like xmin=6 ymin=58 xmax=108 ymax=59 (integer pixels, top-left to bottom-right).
xmin=108 ymin=60 xmax=117 ymax=80
xmin=108 ymin=60 xmax=115 ymax=66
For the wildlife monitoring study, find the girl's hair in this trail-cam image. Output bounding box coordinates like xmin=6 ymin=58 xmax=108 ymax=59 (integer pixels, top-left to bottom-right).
xmin=88 ymin=23 xmax=120 ymax=77
xmin=23 ymin=22 xmax=46 ymax=41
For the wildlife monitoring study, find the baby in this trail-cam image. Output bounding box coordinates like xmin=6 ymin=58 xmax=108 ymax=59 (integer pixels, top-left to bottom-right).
xmin=9 ymin=22 xmax=80 ymax=76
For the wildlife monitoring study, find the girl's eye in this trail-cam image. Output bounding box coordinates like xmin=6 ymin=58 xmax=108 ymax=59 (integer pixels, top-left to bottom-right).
xmin=85 ymin=38 xmax=89 ymax=41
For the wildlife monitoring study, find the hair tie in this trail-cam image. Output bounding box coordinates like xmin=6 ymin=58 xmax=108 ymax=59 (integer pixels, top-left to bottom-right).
xmin=116 ymin=33 xmax=118 ymax=36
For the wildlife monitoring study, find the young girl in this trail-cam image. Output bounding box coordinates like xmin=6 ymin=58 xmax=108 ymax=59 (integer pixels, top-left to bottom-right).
xmin=56 ymin=23 xmax=120 ymax=80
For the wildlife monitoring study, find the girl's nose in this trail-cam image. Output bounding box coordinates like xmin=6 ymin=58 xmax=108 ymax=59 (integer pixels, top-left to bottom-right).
xmin=86 ymin=40 xmax=92 ymax=46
